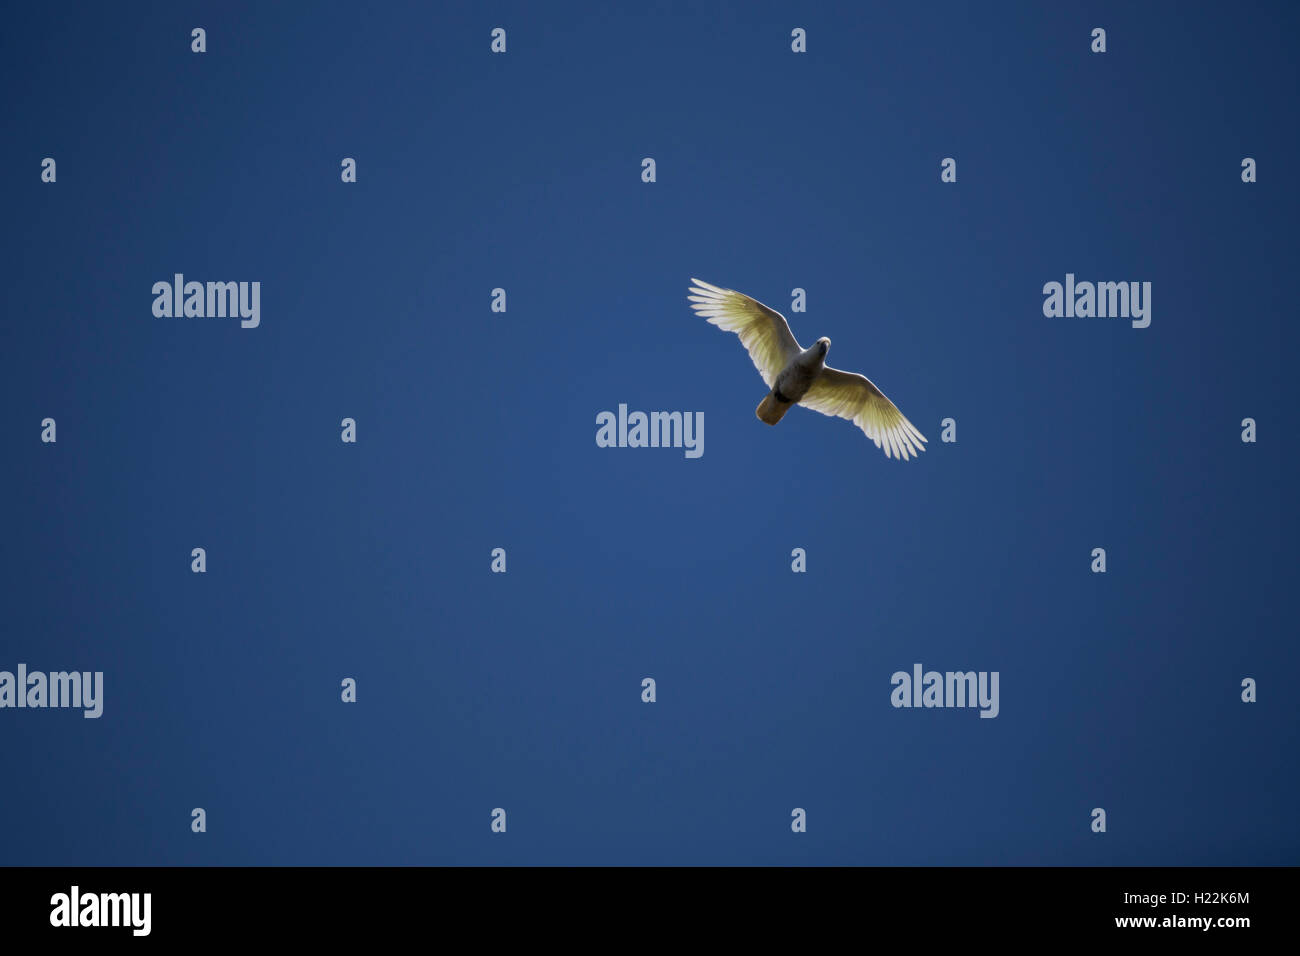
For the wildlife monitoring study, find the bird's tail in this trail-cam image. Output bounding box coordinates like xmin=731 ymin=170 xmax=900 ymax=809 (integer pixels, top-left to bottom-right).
xmin=756 ymin=390 xmax=793 ymax=425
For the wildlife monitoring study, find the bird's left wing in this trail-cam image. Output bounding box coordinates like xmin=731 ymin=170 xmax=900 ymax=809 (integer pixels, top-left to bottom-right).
xmin=801 ymin=366 xmax=927 ymax=460
xmin=688 ymin=278 xmax=802 ymax=388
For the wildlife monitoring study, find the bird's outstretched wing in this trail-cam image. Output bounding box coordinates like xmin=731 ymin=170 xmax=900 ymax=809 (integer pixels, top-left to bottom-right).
xmin=688 ymin=278 xmax=802 ymax=388
xmin=801 ymin=366 xmax=927 ymax=460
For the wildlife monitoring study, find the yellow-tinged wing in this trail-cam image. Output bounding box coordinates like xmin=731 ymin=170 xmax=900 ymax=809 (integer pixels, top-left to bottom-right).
xmin=801 ymin=366 xmax=927 ymax=460
xmin=688 ymin=278 xmax=802 ymax=388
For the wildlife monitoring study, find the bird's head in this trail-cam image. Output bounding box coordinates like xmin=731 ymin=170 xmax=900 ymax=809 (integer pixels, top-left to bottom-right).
xmin=817 ymin=337 xmax=831 ymax=358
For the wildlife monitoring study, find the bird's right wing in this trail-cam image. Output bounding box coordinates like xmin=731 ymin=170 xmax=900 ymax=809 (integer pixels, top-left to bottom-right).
xmin=801 ymin=366 xmax=927 ymax=460
xmin=688 ymin=278 xmax=802 ymax=388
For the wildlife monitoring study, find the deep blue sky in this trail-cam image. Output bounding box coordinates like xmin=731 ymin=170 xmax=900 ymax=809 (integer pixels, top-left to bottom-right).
xmin=1 ymin=1 xmax=1296 ymax=865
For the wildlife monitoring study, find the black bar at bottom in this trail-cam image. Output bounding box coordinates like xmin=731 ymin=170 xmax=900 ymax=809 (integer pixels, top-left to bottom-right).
xmin=0 ymin=866 xmax=1286 ymax=942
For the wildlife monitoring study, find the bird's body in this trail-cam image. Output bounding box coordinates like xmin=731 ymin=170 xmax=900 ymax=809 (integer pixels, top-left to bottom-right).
xmin=687 ymin=278 xmax=927 ymax=460
xmin=757 ymin=340 xmax=828 ymax=424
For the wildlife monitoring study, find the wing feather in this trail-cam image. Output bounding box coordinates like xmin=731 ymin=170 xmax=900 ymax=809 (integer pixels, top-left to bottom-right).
xmin=687 ymin=278 xmax=801 ymax=388
xmin=801 ymin=366 xmax=927 ymax=460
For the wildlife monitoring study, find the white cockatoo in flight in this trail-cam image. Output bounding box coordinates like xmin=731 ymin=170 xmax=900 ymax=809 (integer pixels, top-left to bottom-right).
xmin=688 ymin=278 xmax=927 ymax=460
